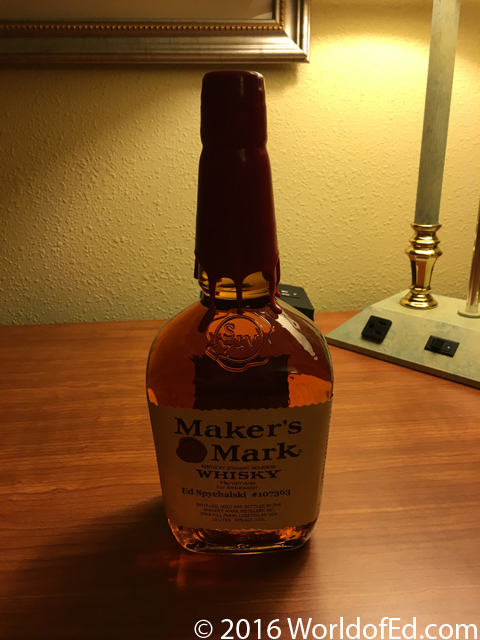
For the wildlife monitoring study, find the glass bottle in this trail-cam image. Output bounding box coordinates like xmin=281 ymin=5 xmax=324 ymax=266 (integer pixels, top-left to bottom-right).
xmin=146 ymin=71 xmax=333 ymax=554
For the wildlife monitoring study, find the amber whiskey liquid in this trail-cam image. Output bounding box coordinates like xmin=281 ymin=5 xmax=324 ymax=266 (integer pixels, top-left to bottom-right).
xmin=146 ymin=275 xmax=333 ymax=553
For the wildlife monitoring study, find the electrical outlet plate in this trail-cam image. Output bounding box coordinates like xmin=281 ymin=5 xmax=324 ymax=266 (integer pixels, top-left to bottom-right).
xmin=361 ymin=316 xmax=393 ymax=343
xmin=326 ymin=291 xmax=480 ymax=389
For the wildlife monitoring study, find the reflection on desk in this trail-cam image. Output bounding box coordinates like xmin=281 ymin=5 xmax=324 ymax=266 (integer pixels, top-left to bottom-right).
xmin=0 ymin=313 xmax=479 ymax=640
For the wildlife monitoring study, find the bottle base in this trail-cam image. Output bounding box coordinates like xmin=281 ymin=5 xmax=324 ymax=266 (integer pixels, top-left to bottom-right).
xmin=170 ymin=521 xmax=316 ymax=554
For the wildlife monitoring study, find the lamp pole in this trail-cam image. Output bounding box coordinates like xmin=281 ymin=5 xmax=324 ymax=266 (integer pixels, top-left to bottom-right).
xmin=400 ymin=0 xmax=461 ymax=310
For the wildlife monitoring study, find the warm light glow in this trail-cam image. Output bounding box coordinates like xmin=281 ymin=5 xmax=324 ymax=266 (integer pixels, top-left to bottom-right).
xmin=1 ymin=5 xmax=479 ymax=323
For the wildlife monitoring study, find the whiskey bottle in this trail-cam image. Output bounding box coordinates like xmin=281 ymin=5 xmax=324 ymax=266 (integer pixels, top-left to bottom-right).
xmin=146 ymin=70 xmax=333 ymax=554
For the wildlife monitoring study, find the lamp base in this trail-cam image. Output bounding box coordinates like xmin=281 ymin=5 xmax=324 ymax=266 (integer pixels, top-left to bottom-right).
xmin=326 ymin=291 xmax=480 ymax=389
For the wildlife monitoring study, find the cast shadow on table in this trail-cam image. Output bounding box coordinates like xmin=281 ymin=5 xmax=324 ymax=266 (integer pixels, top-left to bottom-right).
xmin=4 ymin=498 xmax=311 ymax=640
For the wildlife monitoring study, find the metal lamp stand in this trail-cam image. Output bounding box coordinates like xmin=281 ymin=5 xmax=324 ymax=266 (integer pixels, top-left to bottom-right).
xmin=326 ymin=0 xmax=480 ymax=389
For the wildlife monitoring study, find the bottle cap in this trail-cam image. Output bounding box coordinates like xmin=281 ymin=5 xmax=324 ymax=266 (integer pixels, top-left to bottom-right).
xmin=201 ymin=70 xmax=267 ymax=148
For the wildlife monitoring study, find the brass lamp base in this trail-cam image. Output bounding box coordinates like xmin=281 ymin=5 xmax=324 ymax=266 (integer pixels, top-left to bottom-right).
xmin=401 ymin=289 xmax=438 ymax=310
xmin=400 ymin=223 xmax=442 ymax=310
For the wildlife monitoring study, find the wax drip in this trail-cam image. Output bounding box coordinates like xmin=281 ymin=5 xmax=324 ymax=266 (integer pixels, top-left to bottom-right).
xmin=268 ymin=264 xmax=282 ymax=315
xmin=208 ymin=277 xmax=218 ymax=314
xmin=275 ymin=259 xmax=281 ymax=297
xmin=197 ymin=265 xmax=282 ymax=332
xmin=235 ymin=280 xmax=244 ymax=315
xmin=197 ymin=274 xmax=218 ymax=333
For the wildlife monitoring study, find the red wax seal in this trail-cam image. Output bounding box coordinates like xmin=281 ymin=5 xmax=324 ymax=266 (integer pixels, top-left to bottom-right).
xmin=176 ymin=437 xmax=208 ymax=463
xmin=195 ymin=71 xmax=281 ymax=318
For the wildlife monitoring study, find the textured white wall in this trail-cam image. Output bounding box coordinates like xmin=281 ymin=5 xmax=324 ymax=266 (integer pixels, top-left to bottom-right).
xmin=1 ymin=0 xmax=479 ymax=325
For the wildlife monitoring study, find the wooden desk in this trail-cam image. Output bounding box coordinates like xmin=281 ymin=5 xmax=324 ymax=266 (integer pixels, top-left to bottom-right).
xmin=1 ymin=313 xmax=479 ymax=640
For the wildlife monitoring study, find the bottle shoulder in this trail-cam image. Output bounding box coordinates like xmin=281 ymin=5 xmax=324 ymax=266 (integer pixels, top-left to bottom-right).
xmin=148 ymin=300 xmax=331 ymax=372
xmin=147 ymin=299 xmax=333 ymax=409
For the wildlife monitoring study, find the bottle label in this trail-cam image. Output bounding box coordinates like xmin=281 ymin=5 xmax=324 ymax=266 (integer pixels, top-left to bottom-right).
xmin=149 ymin=401 xmax=332 ymax=530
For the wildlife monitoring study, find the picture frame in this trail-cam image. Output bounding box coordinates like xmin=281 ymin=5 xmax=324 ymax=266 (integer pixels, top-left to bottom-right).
xmin=0 ymin=0 xmax=310 ymax=65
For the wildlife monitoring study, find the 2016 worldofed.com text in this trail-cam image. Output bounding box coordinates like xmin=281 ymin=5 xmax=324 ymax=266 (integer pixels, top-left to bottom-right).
xmin=193 ymin=618 xmax=478 ymax=640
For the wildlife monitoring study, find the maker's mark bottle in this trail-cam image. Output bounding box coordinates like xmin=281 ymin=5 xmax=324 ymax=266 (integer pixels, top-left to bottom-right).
xmin=146 ymin=70 xmax=333 ymax=554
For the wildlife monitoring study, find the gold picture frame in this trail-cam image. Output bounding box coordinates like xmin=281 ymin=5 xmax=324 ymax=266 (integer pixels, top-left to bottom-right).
xmin=0 ymin=0 xmax=310 ymax=65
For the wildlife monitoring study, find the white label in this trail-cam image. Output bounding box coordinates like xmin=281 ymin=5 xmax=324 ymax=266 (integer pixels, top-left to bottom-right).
xmin=149 ymin=402 xmax=332 ymax=530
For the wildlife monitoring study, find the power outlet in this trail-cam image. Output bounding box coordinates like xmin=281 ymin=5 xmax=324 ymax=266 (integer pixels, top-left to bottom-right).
xmin=361 ymin=316 xmax=392 ymax=344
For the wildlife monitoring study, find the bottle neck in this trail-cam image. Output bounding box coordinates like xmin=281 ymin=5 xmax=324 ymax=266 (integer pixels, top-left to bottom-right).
xmin=195 ymin=71 xmax=281 ymax=331
xmin=198 ymin=268 xmax=269 ymax=299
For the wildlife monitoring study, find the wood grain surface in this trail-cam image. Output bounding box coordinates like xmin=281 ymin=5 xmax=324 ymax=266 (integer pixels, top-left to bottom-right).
xmin=0 ymin=313 xmax=479 ymax=640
